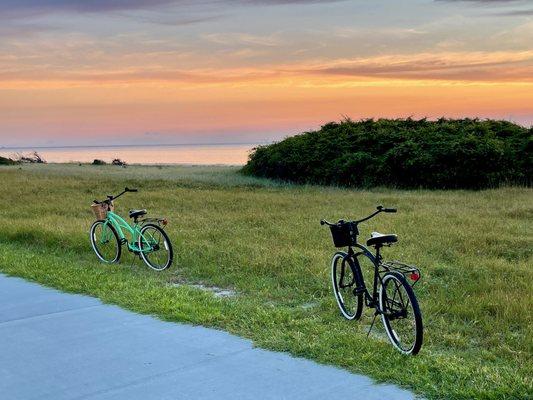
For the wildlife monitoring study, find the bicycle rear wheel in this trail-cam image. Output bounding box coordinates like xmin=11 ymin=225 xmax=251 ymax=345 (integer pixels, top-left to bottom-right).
xmin=138 ymin=223 xmax=173 ymax=271
xmin=90 ymin=220 xmax=121 ymax=263
xmin=379 ymin=271 xmax=423 ymax=355
xmin=331 ymin=252 xmax=363 ymax=320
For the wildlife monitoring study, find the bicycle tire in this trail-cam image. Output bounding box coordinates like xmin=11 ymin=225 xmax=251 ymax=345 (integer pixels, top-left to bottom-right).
xmin=331 ymin=252 xmax=364 ymax=320
xmin=90 ymin=220 xmax=121 ymax=263
xmin=138 ymin=223 xmax=173 ymax=271
xmin=379 ymin=271 xmax=423 ymax=355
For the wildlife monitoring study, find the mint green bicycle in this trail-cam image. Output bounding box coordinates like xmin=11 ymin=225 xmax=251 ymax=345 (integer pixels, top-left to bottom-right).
xmin=90 ymin=187 xmax=173 ymax=271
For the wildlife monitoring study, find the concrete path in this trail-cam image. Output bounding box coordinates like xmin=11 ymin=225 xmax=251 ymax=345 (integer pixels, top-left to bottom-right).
xmin=0 ymin=274 xmax=418 ymax=399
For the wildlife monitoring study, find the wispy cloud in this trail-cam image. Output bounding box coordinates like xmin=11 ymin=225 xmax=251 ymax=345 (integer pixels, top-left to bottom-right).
xmin=304 ymin=51 xmax=533 ymax=82
xmin=0 ymin=22 xmax=57 ymax=37
xmin=1 ymin=0 xmax=345 ymax=18
xmin=203 ymin=32 xmax=284 ymax=47
xmin=436 ymin=0 xmax=523 ymax=3
xmin=435 ymin=0 xmax=532 ymax=16
xmin=126 ymin=13 xmax=222 ymax=27
xmin=0 ymin=0 xmax=178 ymax=16
xmin=492 ymin=8 xmax=533 ymax=16
xmin=2 ymin=51 xmax=532 ymax=88
xmin=435 ymin=0 xmax=533 ymax=19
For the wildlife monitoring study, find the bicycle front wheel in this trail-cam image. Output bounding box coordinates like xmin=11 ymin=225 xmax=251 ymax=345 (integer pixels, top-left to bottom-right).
xmin=331 ymin=252 xmax=363 ymax=320
xmin=379 ymin=271 xmax=423 ymax=355
xmin=138 ymin=223 xmax=173 ymax=271
xmin=90 ymin=220 xmax=121 ymax=263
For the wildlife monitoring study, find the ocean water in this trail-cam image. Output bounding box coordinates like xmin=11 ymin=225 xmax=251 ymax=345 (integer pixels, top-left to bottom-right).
xmin=0 ymin=143 xmax=258 ymax=165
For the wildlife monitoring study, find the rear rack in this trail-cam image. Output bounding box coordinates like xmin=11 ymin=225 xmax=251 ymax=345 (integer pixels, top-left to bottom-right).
xmin=381 ymin=261 xmax=421 ymax=287
xmin=139 ymin=217 xmax=168 ymax=227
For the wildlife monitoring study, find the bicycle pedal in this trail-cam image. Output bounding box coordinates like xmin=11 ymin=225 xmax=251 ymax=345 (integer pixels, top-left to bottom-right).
xmin=353 ymin=286 xmax=365 ymax=295
xmin=365 ymin=299 xmax=376 ymax=308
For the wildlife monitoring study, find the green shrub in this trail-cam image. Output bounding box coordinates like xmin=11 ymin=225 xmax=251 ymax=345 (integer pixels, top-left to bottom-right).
xmin=0 ymin=156 xmax=17 ymax=165
xmin=242 ymin=118 xmax=532 ymax=189
xmin=111 ymin=158 xmax=127 ymax=167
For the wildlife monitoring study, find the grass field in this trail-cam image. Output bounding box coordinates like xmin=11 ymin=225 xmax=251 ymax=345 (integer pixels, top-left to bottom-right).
xmin=1 ymin=164 xmax=531 ymax=399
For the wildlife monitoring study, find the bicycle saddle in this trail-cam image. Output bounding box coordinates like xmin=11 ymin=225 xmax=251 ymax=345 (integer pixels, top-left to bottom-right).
xmin=129 ymin=209 xmax=147 ymax=219
xmin=367 ymin=232 xmax=397 ymax=247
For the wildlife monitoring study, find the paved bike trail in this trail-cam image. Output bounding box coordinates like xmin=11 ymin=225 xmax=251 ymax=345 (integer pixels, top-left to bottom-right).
xmin=0 ymin=274 xmax=419 ymax=399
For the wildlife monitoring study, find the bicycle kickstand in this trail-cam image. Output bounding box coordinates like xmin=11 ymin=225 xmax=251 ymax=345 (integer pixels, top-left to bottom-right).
xmin=367 ymin=311 xmax=378 ymax=338
xmin=130 ymin=251 xmax=139 ymax=268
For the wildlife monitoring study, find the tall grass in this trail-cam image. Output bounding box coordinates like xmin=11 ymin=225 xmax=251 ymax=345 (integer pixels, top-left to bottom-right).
xmin=0 ymin=164 xmax=531 ymax=399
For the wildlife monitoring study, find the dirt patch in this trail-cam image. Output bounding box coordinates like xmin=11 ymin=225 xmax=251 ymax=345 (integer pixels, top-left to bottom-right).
xmin=170 ymin=281 xmax=237 ymax=298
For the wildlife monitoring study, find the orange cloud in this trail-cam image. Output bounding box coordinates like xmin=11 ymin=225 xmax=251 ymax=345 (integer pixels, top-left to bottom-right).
xmin=1 ymin=50 xmax=531 ymax=91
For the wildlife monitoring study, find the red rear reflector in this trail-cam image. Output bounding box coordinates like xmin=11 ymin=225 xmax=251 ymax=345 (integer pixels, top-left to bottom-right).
xmin=410 ymin=273 xmax=420 ymax=281
xmin=161 ymin=218 xmax=168 ymax=226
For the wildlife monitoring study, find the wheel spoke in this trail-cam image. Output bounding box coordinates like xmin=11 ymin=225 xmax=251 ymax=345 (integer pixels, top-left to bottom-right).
xmin=139 ymin=225 xmax=172 ymax=271
xmin=91 ymin=222 xmax=119 ymax=263
xmin=332 ymin=256 xmax=359 ymax=319
xmin=380 ymin=273 xmax=421 ymax=354
xmin=332 ymin=254 xmax=365 ymax=320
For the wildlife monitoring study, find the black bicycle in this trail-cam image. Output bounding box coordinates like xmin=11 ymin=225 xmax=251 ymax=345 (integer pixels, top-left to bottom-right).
xmin=321 ymin=206 xmax=423 ymax=355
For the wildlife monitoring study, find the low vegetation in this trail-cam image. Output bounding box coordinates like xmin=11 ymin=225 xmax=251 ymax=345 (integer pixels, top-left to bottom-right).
xmin=17 ymin=151 xmax=47 ymax=163
xmin=0 ymin=164 xmax=531 ymax=399
xmin=112 ymin=158 xmax=127 ymax=167
xmin=243 ymin=118 xmax=532 ymax=189
xmin=0 ymin=155 xmax=17 ymax=165
xmin=0 ymin=151 xmax=47 ymax=164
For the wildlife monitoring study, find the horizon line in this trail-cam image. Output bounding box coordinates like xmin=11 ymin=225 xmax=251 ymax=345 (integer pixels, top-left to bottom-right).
xmin=0 ymin=141 xmax=272 ymax=151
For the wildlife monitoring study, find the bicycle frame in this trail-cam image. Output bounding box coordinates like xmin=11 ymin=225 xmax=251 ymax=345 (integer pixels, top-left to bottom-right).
xmin=323 ymin=205 xmax=403 ymax=311
xmin=103 ymin=211 xmax=153 ymax=253
xmin=343 ymin=243 xmax=421 ymax=310
xmin=345 ymin=243 xmax=385 ymax=310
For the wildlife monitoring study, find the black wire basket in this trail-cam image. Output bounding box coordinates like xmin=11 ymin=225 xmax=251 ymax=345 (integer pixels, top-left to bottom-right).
xmin=329 ymin=221 xmax=358 ymax=247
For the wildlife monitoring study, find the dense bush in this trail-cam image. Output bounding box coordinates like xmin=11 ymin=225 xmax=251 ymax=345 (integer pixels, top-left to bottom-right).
xmin=242 ymin=118 xmax=532 ymax=189
xmin=112 ymin=158 xmax=127 ymax=167
xmin=0 ymin=156 xmax=17 ymax=165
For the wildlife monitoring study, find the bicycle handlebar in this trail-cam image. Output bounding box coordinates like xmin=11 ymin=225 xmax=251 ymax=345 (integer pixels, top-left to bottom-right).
xmin=320 ymin=205 xmax=397 ymax=227
xmin=377 ymin=205 xmax=396 ymax=213
xmin=93 ymin=187 xmax=138 ymax=204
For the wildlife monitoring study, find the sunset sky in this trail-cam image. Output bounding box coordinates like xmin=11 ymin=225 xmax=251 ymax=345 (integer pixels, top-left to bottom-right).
xmin=1 ymin=0 xmax=532 ymax=147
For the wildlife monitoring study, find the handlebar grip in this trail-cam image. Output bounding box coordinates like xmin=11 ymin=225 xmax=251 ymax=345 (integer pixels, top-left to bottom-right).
xmin=125 ymin=187 xmax=138 ymax=192
xmin=384 ymin=208 xmax=397 ymax=213
xmin=93 ymin=200 xmax=100 ymax=204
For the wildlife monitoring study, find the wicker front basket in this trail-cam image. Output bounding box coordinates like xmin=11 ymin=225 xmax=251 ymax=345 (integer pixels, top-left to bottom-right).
xmin=91 ymin=202 xmax=113 ymax=220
